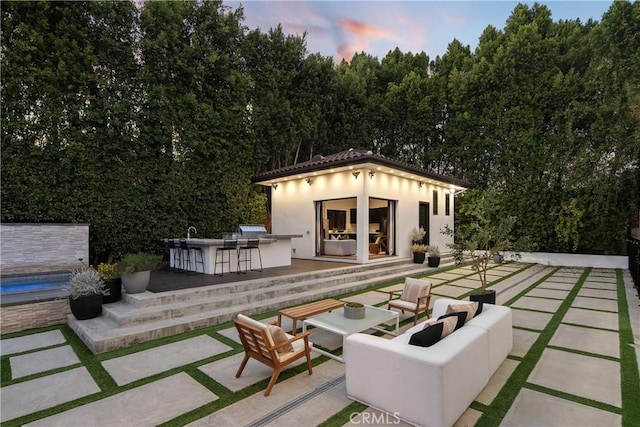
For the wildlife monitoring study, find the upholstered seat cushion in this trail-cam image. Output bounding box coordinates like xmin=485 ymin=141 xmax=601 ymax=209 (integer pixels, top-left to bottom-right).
xmin=276 ymin=332 xmax=313 ymax=362
xmin=389 ymin=299 xmax=428 ymax=310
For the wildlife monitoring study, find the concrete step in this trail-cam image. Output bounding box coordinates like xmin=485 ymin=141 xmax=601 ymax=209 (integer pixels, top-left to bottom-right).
xmin=68 ymin=257 xmax=456 ymax=353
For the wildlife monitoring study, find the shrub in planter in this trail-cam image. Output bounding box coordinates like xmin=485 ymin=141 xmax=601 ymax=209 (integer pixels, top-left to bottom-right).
xmin=67 ymin=264 xmax=109 ymax=320
xmin=427 ymin=245 xmax=441 ymax=267
xmin=118 ymin=252 xmax=162 ymax=294
xmin=411 ymin=243 xmax=428 ymax=263
xmin=344 ymin=302 xmax=365 ymax=319
xmin=98 ymin=263 xmax=121 ymax=304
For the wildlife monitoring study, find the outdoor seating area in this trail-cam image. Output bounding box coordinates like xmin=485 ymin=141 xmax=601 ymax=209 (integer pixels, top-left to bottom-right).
xmin=1 ymin=262 xmax=638 ymax=426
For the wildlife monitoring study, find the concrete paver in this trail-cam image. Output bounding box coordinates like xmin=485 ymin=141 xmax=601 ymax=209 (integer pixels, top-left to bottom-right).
xmin=449 ymin=278 xmax=481 ymax=289
xmin=549 ymin=324 xmax=619 ymax=358
xmin=429 ymin=272 xmax=464 ymax=281
xmin=344 ymin=407 xmax=413 ymax=426
xmin=572 ymin=296 xmax=618 ymax=312
xmin=577 ymin=288 xmax=617 ymax=299
xmin=10 ymin=345 xmax=80 ymax=378
xmin=511 ymin=308 xmax=553 ymax=330
xmin=476 ymin=358 xmax=519 ymax=405
xmin=501 ymin=388 xmax=621 ymax=427
xmin=511 ymin=296 xmax=563 ymax=313
xmin=528 ymin=348 xmax=621 ymax=408
xmin=563 ymin=307 xmax=620 ymax=330
xmin=545 ymin=276 xmax=578 ymax=284
xmin=431 ymin=284 xmax=469 ymax=298
xmin=1 ymin=367 xmax=100 ymax=422
xmin=526 ymin=288 xmax=570 ymax=299
xmin=538 ymin=281 xmax=575 ymax=291
xmin=583 ymin=281 xmax=617 ymax=290
xmin=343 ymin=291 xmax=389 ymax=306
xmin=102 ymin=335 xmax=232 ymax=386
xmin=511 ymin=328 xmax=540 ymax=358
xmin=0 ymin=330 xmax=66 ymax=355
xmin=26 ymin=373 xmax=218 ymax=427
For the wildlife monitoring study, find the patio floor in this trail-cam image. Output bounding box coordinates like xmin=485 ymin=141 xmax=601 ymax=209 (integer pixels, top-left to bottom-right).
xmin=1 ymin=263 xmax=639 ymax=426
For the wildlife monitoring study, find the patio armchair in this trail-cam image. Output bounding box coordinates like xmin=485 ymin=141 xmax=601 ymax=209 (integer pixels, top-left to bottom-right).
xmin=387 ymin=277 xmax=432 ymax=325
xmin=234 ymin=314 xmax=313 ymax=396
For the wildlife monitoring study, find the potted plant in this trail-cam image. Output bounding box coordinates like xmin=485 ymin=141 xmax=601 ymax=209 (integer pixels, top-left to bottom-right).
xmin=98 ymin=263 xmax=121 ymax=303
xmin=344 ymin=302 xmax=365 ymax=319
xmin=442 ymin=188 xmax=524 ymax=305
xmin=118 ymin=252 xmax=162 ymax=294
xmin=411 ymin=243 xmax=428 ymax=264
xmin=427 ymin=245 xmax=441 ymax=267
xmin=410 ymin=226 xmax=426 ymax=244
xmin=66 ymin=263 xmax=109 ymax=320
xmin=492 ymin=253 xmax=504 ymax=264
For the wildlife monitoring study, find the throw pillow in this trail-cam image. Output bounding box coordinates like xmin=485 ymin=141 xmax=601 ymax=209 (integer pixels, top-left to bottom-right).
xmin=437 ymin=311 xmax=467 ymax=330
xmin=409 ymin=315 xmax=459 ymax=347
xmin=445 ymin=301 xmax=483 ymax=324
xmin=266 ymin=325 xmax=294 ymax=353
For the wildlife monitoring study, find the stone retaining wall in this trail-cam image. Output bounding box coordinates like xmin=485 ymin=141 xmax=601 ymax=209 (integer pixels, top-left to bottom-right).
xmin=0 ymin=299 xmax=70 ymax=334
xmin=1 ymin=223 xmax=89 ymax=275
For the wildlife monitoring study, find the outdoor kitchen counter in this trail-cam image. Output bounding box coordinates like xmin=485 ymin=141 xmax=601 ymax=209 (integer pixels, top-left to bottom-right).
xmin=168 ymin=235 xmax=302 ymax=274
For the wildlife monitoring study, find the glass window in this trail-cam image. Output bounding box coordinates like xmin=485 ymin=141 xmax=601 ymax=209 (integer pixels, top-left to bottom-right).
xmin=433 ymin=190 xmax=438 ymax=215
xmin=445 ymin=193 xmax=451 ymax=216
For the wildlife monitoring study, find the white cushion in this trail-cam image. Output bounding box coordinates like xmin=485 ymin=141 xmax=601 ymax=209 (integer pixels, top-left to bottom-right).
xmin=389 ymin=299 xmax=427 ymax=311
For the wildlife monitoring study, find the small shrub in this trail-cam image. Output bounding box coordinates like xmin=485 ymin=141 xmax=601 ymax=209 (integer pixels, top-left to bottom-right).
xmin=118 ymin=252 xmax=162 ymax=274
xmin=411 ymin=244 xmax=428 ymax=253
xmin=67 ymin=267 xmax=108 ymax=299
xmin=97 ymin=263 xmax=119 ymax=281
xmin=428 ymin=245 xmax=440 ymax=257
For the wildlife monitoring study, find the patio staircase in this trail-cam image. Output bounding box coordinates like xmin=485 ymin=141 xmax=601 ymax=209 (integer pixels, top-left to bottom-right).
xmin=68 ymin=256 xmax=454 ymax=354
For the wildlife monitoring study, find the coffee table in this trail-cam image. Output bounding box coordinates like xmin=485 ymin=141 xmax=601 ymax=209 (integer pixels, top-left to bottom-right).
xmin=302 ymin=305 xmax=399 ymax=363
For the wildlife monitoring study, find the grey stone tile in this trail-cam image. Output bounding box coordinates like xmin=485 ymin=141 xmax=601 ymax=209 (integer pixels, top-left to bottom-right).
xmin=511 ymin=296 xmax=563 ymax=313
xmin=0 ymin=330 xmax=66 ymax=355
xmin=26 ymin=373 xmax=217 ymax=427
xmin=526 ymin=288 xmax=570 ymax=300
xmin=550 ymin=324 xmax=619 ymax=358
xmin=563 ymin=307 xmax=619 ymax=330
xmin=577 ymin=288 xmax=617 ymax=300
xmin=103 ymin=335 xmax=232 ymax=386
xmin=10 ymin=345 xmax=79 ymax=378
xmin=512 ymin=329 xmax=540 ymax=358
xmin=586 ymin=275 xmax=617 ymax=283
xmin=199 ymin=349 xmax=319 ymax=392
xmin=572 ymin=296 xmax=617 ymax=313
xmin=190 ymin=360 xmax=344 ymax=426
xmin=431 ymin=285 xmax=469 ymax=298
xmin=501 ymin=388 xmax=621 ymax=427
xmin=528 ymin=348 xmax=621 ymax=407
xmin=2 ymin=367 xmax=100 ymax=423
xmin=476 ymin=358 xmax=519 ymax=405
xmin=453 ymin=408 xmax=482 ymax=427
xmin=511 ymin=308 xmax=553 ymax=331
xmin=376 ymin=283 xmax=405 ymax=293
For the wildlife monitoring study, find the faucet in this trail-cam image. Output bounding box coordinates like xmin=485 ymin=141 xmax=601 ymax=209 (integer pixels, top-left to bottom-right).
xmin=187 ymin=226 xmax=197 ymax=240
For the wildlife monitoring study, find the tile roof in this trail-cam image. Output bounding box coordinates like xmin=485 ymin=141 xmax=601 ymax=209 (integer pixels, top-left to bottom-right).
xmin=252 ymin=148 xmax=471 ymax=188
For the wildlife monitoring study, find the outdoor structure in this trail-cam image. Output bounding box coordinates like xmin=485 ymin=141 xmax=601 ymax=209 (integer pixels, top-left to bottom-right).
xmin=252 ymin=149 xmax=469 ymax=263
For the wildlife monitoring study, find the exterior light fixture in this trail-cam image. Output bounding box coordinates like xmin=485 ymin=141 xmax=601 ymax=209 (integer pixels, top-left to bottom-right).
xmin=352 ymin=171 xmax=361 ymax=179
xmin=306 ymin=178 xmax=313 ymax=186
xmin=272 ymin=183 xmax=278 ymax=190
xmin=369 ymin=171 xmax=375 ymax=179
xmin=419 ymin=182 xmax=424 ymax=188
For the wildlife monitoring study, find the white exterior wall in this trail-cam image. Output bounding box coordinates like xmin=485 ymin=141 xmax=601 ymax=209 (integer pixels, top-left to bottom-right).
xmin=270 ymin=169 xmax=455 ymax=262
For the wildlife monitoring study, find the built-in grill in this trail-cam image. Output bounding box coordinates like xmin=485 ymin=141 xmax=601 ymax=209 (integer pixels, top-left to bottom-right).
xmin=236 ymin=224 xmax=268 ymax=238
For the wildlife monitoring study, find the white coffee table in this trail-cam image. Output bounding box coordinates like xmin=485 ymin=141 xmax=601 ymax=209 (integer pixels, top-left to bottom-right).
xmin=302 ymin=305 xmax=399 ymax=363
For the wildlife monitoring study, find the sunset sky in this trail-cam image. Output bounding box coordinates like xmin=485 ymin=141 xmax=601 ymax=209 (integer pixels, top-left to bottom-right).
xmin=222 ymin=1 xmax=613 ymax=62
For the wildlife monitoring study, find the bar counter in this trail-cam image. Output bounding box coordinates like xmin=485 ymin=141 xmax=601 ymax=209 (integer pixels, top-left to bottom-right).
xmin=168 ymin=235 xmax=302 ymax=274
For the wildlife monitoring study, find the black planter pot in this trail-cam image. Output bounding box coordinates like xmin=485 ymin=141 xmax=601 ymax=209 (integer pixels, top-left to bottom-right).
xmin=413 ymin=252 xmax=426 ymax=264
xmin=69 ymin=295 xmax=103 ymax=320
xmin=469 ymin=290 xmax=496 ymax=305
xmin=427 ymin=256 xmax=441 ymax=267
xmin=103 ymin=278 xmax=122 ymax=304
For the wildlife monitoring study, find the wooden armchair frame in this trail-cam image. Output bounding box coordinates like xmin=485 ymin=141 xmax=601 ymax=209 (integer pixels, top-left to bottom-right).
xmin=387 ymin=278 xmax=432 ymax=325
xmin=234 ymin=315 xmax=313 ymax=396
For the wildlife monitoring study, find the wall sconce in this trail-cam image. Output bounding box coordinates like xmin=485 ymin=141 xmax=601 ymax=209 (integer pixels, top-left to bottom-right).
xmin=369 ymin=171 xmax=375 ymax=179
xmin=272 ymin=183 xmax=278 ymax=190
xmin=352 ymin=171 xmax=361 ymax=179
xmin=419 ymin=182 xmax=424 ymax=188
xmin=306 ymin=178 xmax=313 ymax=186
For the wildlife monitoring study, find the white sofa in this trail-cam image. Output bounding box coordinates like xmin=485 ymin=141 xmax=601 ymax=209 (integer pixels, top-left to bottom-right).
xmin=323 ymin=239 xmax=357 ymax=256
xmin=344 ymin=298 xmax=512 ymax=427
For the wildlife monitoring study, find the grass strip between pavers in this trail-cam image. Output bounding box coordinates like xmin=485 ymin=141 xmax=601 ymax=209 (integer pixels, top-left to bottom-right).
xmin=616 ymin=270 xmax=640 ymax=427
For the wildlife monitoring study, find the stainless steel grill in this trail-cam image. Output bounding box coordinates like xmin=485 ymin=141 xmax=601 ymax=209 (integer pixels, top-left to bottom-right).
xmin=237 ymin=224 xmax=268 ymax=238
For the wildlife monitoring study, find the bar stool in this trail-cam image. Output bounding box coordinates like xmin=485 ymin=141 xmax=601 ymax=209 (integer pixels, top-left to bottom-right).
xmin=238 ymin=238 xmax=263 ymax=273
xmin=214 ymin=239 xmax=239 ymax=276
xmin=180 ymin=239 xmax=204 ymax=274
xmin=167 ymin=239 xmax=182 ymax=271
xmin=179 ymin=239 xmax=191 ymax=272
